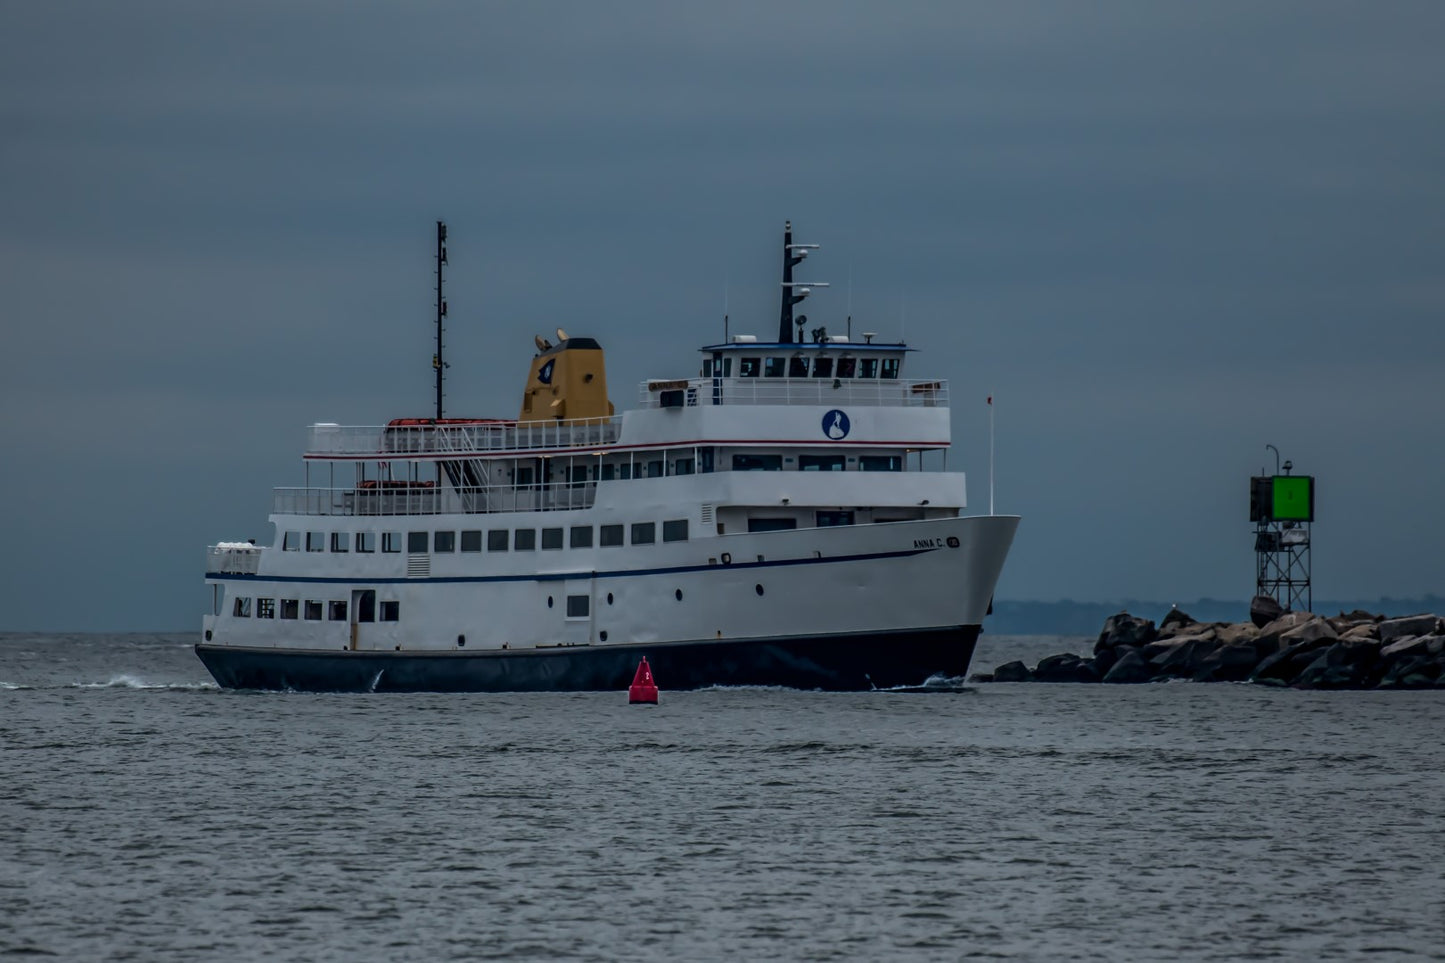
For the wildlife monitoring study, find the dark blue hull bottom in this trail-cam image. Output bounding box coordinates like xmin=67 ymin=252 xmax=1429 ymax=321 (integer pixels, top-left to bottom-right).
xmin=194 ymin=626 xmax=980 ymax=693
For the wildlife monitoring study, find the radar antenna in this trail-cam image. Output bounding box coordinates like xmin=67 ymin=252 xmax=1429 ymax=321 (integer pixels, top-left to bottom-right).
xmin=433 ymin=221 xmax=449 ymax=421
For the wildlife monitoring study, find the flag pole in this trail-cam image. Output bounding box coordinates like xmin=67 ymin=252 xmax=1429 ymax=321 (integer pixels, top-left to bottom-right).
xmin=988 ymin=394 xmax=995 ymax=515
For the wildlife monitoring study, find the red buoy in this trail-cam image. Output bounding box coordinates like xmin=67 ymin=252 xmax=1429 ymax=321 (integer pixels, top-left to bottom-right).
xmin=628 ymin=657 xmax=659 ymax=705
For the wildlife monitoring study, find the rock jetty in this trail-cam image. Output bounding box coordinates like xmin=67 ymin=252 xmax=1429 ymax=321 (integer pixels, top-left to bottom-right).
xmin=975 ymin=608 xmax=1445 ymax=689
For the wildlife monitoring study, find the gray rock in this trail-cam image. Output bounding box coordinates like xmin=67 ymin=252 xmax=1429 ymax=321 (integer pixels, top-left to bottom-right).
xmin=1152 ymin=638 xmax=1224 ymax=679
xmin=1250 ymin=595 xmax=1285 ymax=628
xmin=1160 ymin=607 xmax=1195 ymax=630
xmin=1092 ymin=647 xmax=1119 ymax=675
xmin=1215 ymin=622 xmax=1260 ymax=647
xmin=1250 ymin=638 xmax=1334 ymax=685
xmin=967 ymin=672 xmax=994 ymax=683
xmin=1296 ymin=641 xmax=1380 ymax=689
xmin=1192 ymin=644 xmax=1261 ymax=682
xmin=1379 ymin=615 xmax=1441 ymax=643
xmin=1102 ymin=649 xmax=1153 ymax=684
xmin=1381 ymin=635 xmax=1429 ymax=660
xmin=1279 ymin=617 xmax=1338 ymax=646
xmin=993 ymin=660 xmax=1033 ymax=683
xmin=1095 ymin=612 xmax=1158 ymax=654
xmin=1034 ymin=653 xmax=1100 ymax=683
xmin=1340 ymin=622 xmax=1380 ymax=642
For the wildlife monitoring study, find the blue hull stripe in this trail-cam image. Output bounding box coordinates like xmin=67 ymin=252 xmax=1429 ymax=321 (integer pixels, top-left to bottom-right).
xmin=205 ymin=546 xmax=935 ymax=585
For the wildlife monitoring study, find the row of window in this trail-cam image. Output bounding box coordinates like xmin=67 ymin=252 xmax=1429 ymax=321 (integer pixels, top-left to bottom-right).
xmin=524 ymin=452 xmax=902 ymax=482
xmin=232 ymin=596 xmax=400 ymax=621
xmin=284 ymin=520 xmax=690 ymax=555
xmin=704 ymin=356 xmax=901 ymax=379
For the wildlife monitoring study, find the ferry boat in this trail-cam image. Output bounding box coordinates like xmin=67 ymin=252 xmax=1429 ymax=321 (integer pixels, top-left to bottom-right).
xmin=196 ymin=222 xmax=1019 ymax=692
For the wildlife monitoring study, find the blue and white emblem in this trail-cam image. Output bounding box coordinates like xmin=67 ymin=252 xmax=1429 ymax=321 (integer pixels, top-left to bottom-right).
xmin=822 ymin=409 xmax=851 ymax=440
xmin=537 ymin=359 xmax=555 ymax=384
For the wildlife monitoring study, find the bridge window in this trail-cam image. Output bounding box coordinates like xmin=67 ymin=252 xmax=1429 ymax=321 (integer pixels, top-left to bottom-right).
xmin=739 ymin=357 xmax=760 ymax=377
xmin=748 ymin=517 xmax=796 ymax=533
xmin=858 ymin=358 xmax=878 ymax=378
xmin=306 ymin=531 xmax=325 ymax=552
xmin=799 ymin=454 xmax=846 ymax=472
xmin=837 ymin=357 xmax=857 ymax=378
xmin=461 ymin=530 xmax=482 ymax=552
xmin=487 ymin=529 xmax=509 ymax=552
xmin=570 ymin=526 xmax=593 ymax=548
xmin=812 ymin=357 xmax=833 ymax=378
xmin=330 ymin=532 xmax=349 ymax=552
xmin=733 ymin=454 xmax=782 ymax=471
xmin=788 ymin=357 xmax=809 ymax=378
xmin=646 ymin=460 xmax=664 ymax=478
xmin=305 ymin=600 xmax=323 ymax=621
xmin=514 ymin=528 xmax=536 ymax=551
xmin=674 ymin=457 xmax=695 ymax=476
xmin=764 ymin=357 xmax=785 ymax=377
xmin=257 ymin=598 xmax=275 ymax=619
xmin=817 ymin=511 xmax=856 ymax=527
xmin=881 ymin=358 xmax=900 ymax=379
xmin=407 ymin=531 xmax=428 ymax=553
xmin=434 ymin=531 xmax=455 ymax=553
xmin=541 ymin=528 xmax=564 ymax=550
xmin=860 ymin=455 xmax=903 ymax=472
xmin=281 ymin=599 xmax=298 ymax=619
xmin=380 ymin=600 xmax=400 ymax=622
xmin=631 ymin=522 xmax=655 ymax=545
xmin=382 ymin=532 xmax=403 ymax=553
xmin=232 ymin=597 xmax=251 ymax=618
xmin=600 ymin=524 xmax=624 ymax=547
xmin=356 ymin=532 xmax=376 ymax=553
xmin=283 ymin=531 xmax=300 ymax=551
xmin=663 ymin=519 xmax=689 ymax=542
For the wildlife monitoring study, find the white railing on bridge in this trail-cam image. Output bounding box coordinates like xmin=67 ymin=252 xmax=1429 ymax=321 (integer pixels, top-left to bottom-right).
xmin=637 ymin=377 xmax=948 ymax=409
xmin=273 ymin=483 xmax=599 ymax=517
xmin=207 ymin=543 xmax=261 ymax=574
xmin=306 ymin=417 xmax=622 ymax=458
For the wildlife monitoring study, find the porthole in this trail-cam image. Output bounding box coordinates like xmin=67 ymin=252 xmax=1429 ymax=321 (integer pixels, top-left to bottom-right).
xmin=755 ymin=584 xmax=765 ymax=596
xmin=547 ymin=596 xmax=554 ymax=608
xmin=599 ymin=630 xmax=609 ymax=642
xmin=675 ymin=589 xmax=683 ymax=601
xmin=204 ymin=629 xmax=213 ymax=641
xmin=607 ymin=593 xmax=614 ymax=605
xmin=457 ymin=634 xmax=466 ymax=647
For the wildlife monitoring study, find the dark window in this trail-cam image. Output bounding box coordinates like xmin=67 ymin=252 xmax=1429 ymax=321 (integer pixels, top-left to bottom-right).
xmin=739 ymin=357 xmax=760 ymax=377
xmin=233 ymin=597 xmax=251 ymax=617
xmin=702 ymin=359 xmax=713 ymax=377
xmin=859 ymin=358 xmax=879 ymax=378
xmin=816 ymin=511 xmax=856 ymax=527
xmin=570 ymin=526 xmax=593 ymax=548
xmin=647 ymin=460 xmax=664 ymax=478
xmin=600 ymin=524 xmax=624 ymax=547
xmin=812 ymin=357 xmax=833 ymax=378
xmin=330 ymin=532 xmax=349 ymax=553
xmin=380 ymin=600 xmax=400 ymax=622
xmin=283 ymin=531 xmax=300 ymax=551
xmin=732 ymin=454 xmax=782 ymax=471
xmin=541 ymin=528 xmax=563 ymax=550
xmin=837 ymin=357 xmax=857 ymax=378
xmin=699 ymin=448 xmax=715 ymax=473
xmin=764 ymin=357 xmax=785 ymax=377
xmin=619 ymin=463 xmax=633 ymax=480
xmin=382 ymin=532 xmax=402 ymax=553
xmin=719 ymin=357 xmax=732 ymax=376
xmin=356 ymin=532 xmax=376 ymax=553
xmin=568 ymin=465 xmax=589 ymax=487
xmin=663 ymin=519 xmax=689 ymax=542
xmin=748 ymin=517 xmax=797 ymax=533
xmin=631 ymin=522 xmax=656 ymax=545
xmin=306 ymin=531 xmax=325 ymax=552
xmin=487 ymin=529 xmax=508 ymax=552
xmin=328 ymin=601 xmax=347 ymax=621
xmin=881 ymin=358 xmax=900 ymax=379
xmin=434 ymin=531 xmax=455 ymax=553
xmin=257 ymin=598 xmax=275 ymax=619
xmin=281 ymin=599 xmax=298 ymax=619
xmin=514 ymin=529 xmax=536 ymax=550
xmin=600 ymin=463 xmax=616 ymax=481
xmin=460 ymin=530 xmax=482 ymax=552
xmin=566 ymin=595 xmax=590 ymax=618
xmin=674 ymin=457 xmax=695 ymax=476
xmin=305 ymin=600 xmax=323 ymax=621
xmin=860 ymin=455 xmax=903 ymax=472
xmin=407 ymin=531 xmax=428 ymax=553
xmin=799 ymin=454 xmax=846 ymax=472
xmin=516 ymin=466 xmax=535 ymax=487
xmin=357 ymin=591 xmax=375 ymax=623
xmin=788 ymin=356 xmax=810 ymax=378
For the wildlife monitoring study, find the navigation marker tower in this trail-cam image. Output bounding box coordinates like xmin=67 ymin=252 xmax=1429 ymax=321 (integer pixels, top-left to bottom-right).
xmin=1249 ymin=446 xmax=1314 ymax=612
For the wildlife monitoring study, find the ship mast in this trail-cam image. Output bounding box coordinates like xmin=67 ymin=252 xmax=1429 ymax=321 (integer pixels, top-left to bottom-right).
xmin=433 ymin=220 xmax=448 ymax=420
xmin=777 ymin=220 xmax=824 ymax=343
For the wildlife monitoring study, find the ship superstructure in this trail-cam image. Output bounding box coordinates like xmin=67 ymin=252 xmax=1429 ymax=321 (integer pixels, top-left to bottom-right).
xmin=196 ymin=223 xmax=1019 ymax=691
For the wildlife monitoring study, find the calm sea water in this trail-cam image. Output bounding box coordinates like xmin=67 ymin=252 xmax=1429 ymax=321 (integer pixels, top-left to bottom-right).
xmin=2 ymin=632 xmax=1442 ymax=961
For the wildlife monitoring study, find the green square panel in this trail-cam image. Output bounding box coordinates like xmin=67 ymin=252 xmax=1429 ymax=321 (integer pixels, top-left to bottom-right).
xmin=1272 ymin=475 xmax=1313 ymax=522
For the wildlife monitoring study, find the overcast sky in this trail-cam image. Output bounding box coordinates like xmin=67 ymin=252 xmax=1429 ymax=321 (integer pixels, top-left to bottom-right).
xmin=2 ymin=2 xmax=1442 ymax=631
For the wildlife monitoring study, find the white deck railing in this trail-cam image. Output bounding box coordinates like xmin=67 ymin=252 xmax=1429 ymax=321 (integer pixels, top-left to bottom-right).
xmin=637 ymin=377 xmax=947 ymax=409
xmin=306 ymin=417 xmax=621 ymax=458
xmin=207 ymin=544 xmax=262 ymax=574
xmin=274 ymin=483 xmax=599 ymax=517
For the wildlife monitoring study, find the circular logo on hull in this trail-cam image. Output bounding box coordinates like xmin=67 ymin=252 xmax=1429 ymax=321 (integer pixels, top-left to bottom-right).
xmin=822 ymin=409 xmax=851 ymax=440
